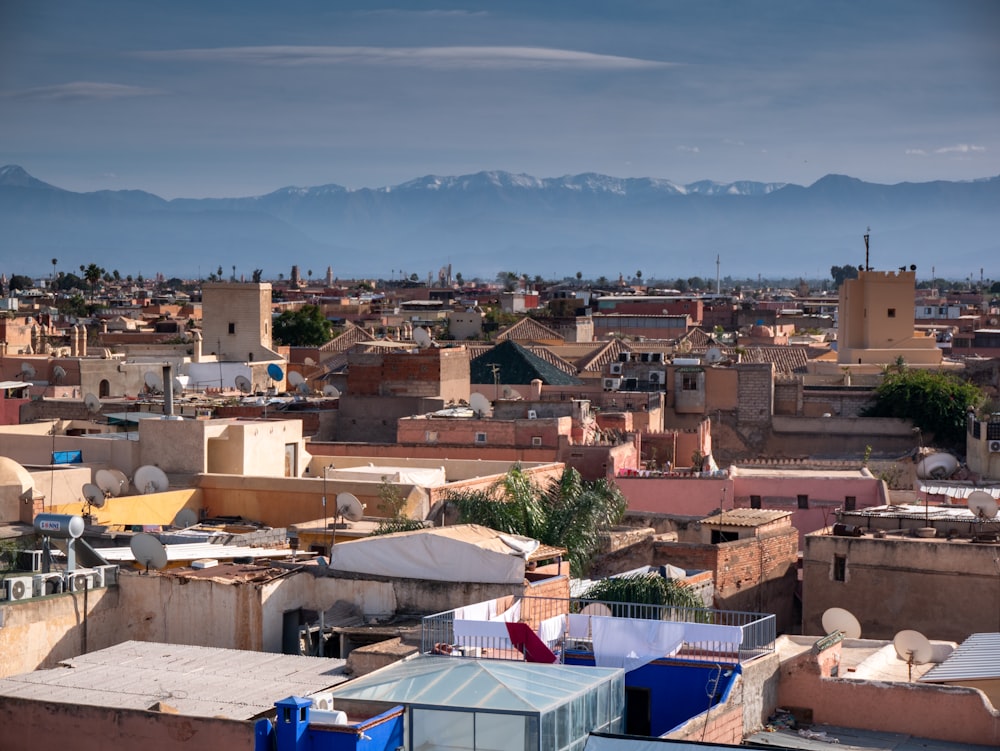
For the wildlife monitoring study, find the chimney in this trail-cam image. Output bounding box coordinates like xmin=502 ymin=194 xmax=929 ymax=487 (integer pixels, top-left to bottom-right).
xmin=162 ymin=364 xmax=174 ymax=417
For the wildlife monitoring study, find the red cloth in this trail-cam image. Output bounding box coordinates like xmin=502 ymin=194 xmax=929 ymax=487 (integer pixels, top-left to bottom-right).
xmin=505 ymin=622 xmax=558 ymax=664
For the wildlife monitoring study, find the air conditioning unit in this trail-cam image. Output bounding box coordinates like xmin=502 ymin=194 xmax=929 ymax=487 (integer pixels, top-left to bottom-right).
xmin=648 ymin=370 xmax=666 ymax=385
xmin=4 ymin=575 xmax=34 ymax=601
xmin=33 ymin=572 xmax=64 ymax=597
xmin=610 ymin=363 xmax=624 ymax=375
xmin=989 ymin=440 xmax=1000 ymax=453
xmin=18 ymin=549 xmax=45 ymax=573
xmin=96 ymin=564 xmax=119 ymax=587
xmin=531 ymin=436 xmax=543 ymax=447
xmin=603 ymin=377 xmax=622 ymax=391
xmin=64 ymin=569 xmax=96 ymax=593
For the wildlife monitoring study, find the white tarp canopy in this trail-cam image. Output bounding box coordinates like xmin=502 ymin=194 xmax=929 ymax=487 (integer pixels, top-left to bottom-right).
xmin=325 ymin=464 xmax=446 ymax=487
xmin=332 ymin=524 xmax=537 ymax=584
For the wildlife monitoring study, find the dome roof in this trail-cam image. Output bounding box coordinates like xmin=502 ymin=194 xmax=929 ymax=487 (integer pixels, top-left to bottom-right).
xmin=0 ymin=456 xmax=33 ymax=493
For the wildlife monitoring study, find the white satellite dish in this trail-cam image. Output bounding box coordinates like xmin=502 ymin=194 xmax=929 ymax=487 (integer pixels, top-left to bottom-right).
xmin=288 ymin=370 xmax=305 ymax=387
xmin=915 ymin=452 xmax=960 ymax=480
xmin=322 ymin=384 xmax=340 ymax=398
xmin=304 ymin=357 xmax=316 ymax=366
xmin=235 ymin=375 xmax=252 ymax=394
xmin=172 ymin=508 xmax=199 ymax=529
xmin=21 ymin=362 xmax=36 ymax=379
xmin=172 ymin=377 xmax=184 ymax=396
xmin=96 ymin=468 xmax=129 ymax=497
xmin=84 ymin=393 xmax=102 ymax=413
xmin=82 ymin=483 xmax=107 ymax=509
xmin=413 ymin=327 xmax=432 ymax=348
xmin=52 ymin=365 xmax=67 ymax=383
xmin=822 ymin=607 xmax=862 ymax=639
xmin=296 ymin=382 xmax=311 ymax=395
xmin=130 ymin=533 xmax=168 ymax=573
xmin=336 ymin=492 xmax=365 ymax=522
xmin=967 ymin=490 xmax=998 ymax=520
xmin=143 ymin=371 xmax=163 ymax=392
xmin=133 ymin=465 xmax=169 ymax=494
xmin=503 ymin=387 xmax=523 ymax=400
xmin=470 ymin=392 xmax=492 ymax=416
xmin=704 ymin=347 xmax=724 ymax=364
xmin=579 ymin=602 xmax=612 ymax=618
xmin=893 ymin=629 xmax=933 ymax=666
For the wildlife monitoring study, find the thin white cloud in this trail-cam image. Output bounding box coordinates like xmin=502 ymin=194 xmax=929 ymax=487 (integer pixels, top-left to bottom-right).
xmin=934 ymin=143 xmax=985 ymax=154
xmin=905 ymin=148 xmax=928 ymax=156
xmin=2 ymin=81 xmax=163 ymax=102
xmin=677 ymin=145 xmax=700 ymax=154
xmin=134 ymin=45 xmax=674 ymax=71
xmin=722 ymin=139 xmax=745 ymax=147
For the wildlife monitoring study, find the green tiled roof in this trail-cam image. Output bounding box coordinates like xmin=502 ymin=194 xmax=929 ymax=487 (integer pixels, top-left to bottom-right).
xmin=470 ymin=340 xmax=582 ymax=386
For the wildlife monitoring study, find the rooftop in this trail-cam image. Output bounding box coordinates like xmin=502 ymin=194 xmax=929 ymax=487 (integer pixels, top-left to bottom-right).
xmin=701 ymin=508 xmax=791 ymax=528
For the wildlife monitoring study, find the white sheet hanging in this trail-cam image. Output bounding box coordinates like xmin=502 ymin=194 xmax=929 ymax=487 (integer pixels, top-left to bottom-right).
xmin=537 ymin=614 xmax=566 ymax=645
xmin=453 ymin=619 xmax=513 ymax=649
xmin=591 ymin=616 xmax=686 ymax=672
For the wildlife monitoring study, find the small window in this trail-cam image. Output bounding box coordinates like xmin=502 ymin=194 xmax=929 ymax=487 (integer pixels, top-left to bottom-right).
xmin=474 ymin=432 xmax=487 ymax=444
xmin=531 ymin=436 xmax=542 ymax=447
xmin=833 ymin=555 xmax=847 ymax=582
xmin=425 ymin=431 xmax=438 ymax=444
xmin=682 ymin=373 xmax=699 ymax=391
xmin=797 ymin=494 xmax=809 ymax=509
xmin=711 ymin=529 xmax=739 ymax=544
xmin=750 ymin=495 xmax=762 ymax=509
xmin=845 ymin=496 xmax=856 ymax=511
xmin=228 ymin=322 xmax=236 ymax=334
xmin=887 ymin=308 xmax=896 ymax=318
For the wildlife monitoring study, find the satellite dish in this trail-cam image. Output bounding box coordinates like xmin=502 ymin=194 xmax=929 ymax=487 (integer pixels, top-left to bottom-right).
xmin=579 ymin=602 xmax=612 ymax=618
xmin=288 ymin=370 xmax=305 ymax=387
xmin=143 ymin=371 xmax=163 ymax=392
xmin=822 ymin=607 xmax=862 ymax=639
xmin=413 ymin=327 xmax=432 ymax=348
xmin=130 ymin=533 xmax=168 ymax=573
xmin=133 ymin=465 xmax=169 ymax=494
xmin=21 ymin=362 xmax=36 ymax=379
xmin=296 ymin=382 xmax=311 ymax=395
xmin=82 ymin=483 xmax=107 ymax=509
xmin=304 ymin=357 xmax=316 ymax=366
xmin=336 ymin=492 xmax=365 ymax=522
xmin=235 ymin=375 xmax=252 ymax=394
xmin=266 ymin=363 xmax=284 ymax=381
xmin=705 ymin=347 xmax=724 ymax=364
xmin=84 ymin=393 xmax=102 ymax=413
xmin=470 ymin=393 xmax=492 ymax=416
xmin=503 ymin=387 xmax=523 ymax=400
xmin=52 ymin=365 xmax=67 ymax=383
xmin=968 ymin=490 xmax=998 ymax=520
xmin=96 ymin=468 xmax=129 ymax=497
xmin=915 ymin=452 xmax=960 ymax=480
xmin=893 ymin=629 xmax=933 ymax=665
xmin=172 ymin=508 xmax=199 ymax=529
xmin=322 ymin=384 xmax=340 ymax=398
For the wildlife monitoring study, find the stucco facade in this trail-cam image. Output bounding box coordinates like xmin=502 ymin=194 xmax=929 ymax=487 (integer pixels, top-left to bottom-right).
xmin=201 ymin=282 xmax=282 ymax=364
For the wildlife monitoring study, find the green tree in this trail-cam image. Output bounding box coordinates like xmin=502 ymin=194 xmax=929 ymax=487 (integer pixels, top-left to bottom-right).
xmin=862 ymin=369 xmax=983 ymax=449
xmin=8 ymin=274 xmax=33 ymax=292
xmin=369 ymin=479 xmax=427 ymax=536
xmin=448 ymin=465 xmax=626 ymax=576
xmin=580 ymin=572 xmax=705 ymax=614
xmin=81 ymin=263 xmax=105 ymax=294
xmin=990 ymin=281 xmax=1000 ymax=294
xmin=831 ymin=264 xmax=860 ymax=287
xmin=57 ymin=294 xmax=87 ymax=317
xmin=272 ymin=304 xmax=333 ymax=346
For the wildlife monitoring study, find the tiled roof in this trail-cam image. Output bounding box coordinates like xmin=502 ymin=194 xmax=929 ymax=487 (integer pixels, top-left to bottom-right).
xmin=319 ymin=322 xmax=376 ymax=355
xmin=496 ymin=317 xmax=565 ymax=343
xmin=470 ymin=340 xmax=582 ymax=386
xmin=576 ymin=339 xmax=633 ymax=373
xmin=723 ymin=345 xmax=809 ymax=374
xmin=681 ymin=327 xmax=718 ymax=349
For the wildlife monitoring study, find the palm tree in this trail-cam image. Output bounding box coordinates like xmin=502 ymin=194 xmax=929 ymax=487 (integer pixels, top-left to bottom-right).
xmin=82 ymin=263 xmax=105 ymax=298
xmin=51 ymin=258 xmax=57 ymax=279
xmin=448 ymin=465 xmax=626 ymax=576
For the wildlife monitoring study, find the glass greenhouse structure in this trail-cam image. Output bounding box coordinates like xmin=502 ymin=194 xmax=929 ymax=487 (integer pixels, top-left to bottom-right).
xmin=329 ymin=655 xmax=625 ymax=751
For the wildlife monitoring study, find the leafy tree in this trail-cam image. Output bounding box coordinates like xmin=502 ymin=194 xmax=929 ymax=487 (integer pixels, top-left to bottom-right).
xmin=409 ymin=273 xmax=419 ymax=282
xmin=455 ymin=272 xmax=464 ymax=286
xmin=448 ymin=465 xmax=626 ymax=576
xmin=370 ymin=479 xmax=427 ymax=536
xmin=81 ymin=263 xmax=105 ymax=294
xmin=687 ymin=276 xmax=705 ymax=291
xmin=831 ymin=264 xmax=860 ymax=287
xmin=251 ymin=269 xmax=263 ymax=283
xmin=635 ymin=270 xmax=643 ymax=281
xmin=580 ymin=572 xmax=705 ymax=614
xmin=990 ymin=281 xmax=1000 ymax=294
xmin=862 ymin=368 xmax=983 ymax=449
xmin=272 ymin=304 xmax=333 ymax=346
xmin=8 ymin=274 xmax=33 ymax=292
xmin=57 ymin=294 xmax=87 ymax=317
xmin=52 ymin=272 xmax=84 ymax=292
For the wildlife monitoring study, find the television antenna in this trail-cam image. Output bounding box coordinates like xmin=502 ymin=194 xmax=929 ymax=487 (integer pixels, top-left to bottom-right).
xmin=469 ymin=392 xmax=492 ymax=417
xmin=133 ymin=465 xmax=169 ymax=494
xmin=84 ymin=392 xmax=102 ymax=414
xmin=21 ymin=362 xmax=36 ymax=380
xmin=143 ymin=371 xmax=163 ymax=394
xmin=96 ymin=468 xmax=129 ymax=497
xmin=413 ymin=327 xmax=432 ymax=349
xmin=322 ymin=384 xmax=340 ymax=398
xmin=235 ymin=375 xmax=252 ymax=394
xmin=130 ymin=533 xmax=168 ymax=574
xmin=172 ymin=508 xmax=199 ymax=529
xmin=821 ymin=607 xmax=862 ymax=639
xmin=893 ymin=629 xmax=933 ymax=680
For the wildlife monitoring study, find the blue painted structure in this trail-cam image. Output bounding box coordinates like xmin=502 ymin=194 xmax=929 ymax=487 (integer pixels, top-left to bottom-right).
xmin=255 ymin=696 xmax=405 ymax=751
xmin=563 ymin=652 xmax=739 ymax=738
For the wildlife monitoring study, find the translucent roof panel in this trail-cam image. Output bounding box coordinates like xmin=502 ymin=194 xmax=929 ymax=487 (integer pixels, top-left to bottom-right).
xmin=330 ymin=656 xmax=622 ymax=713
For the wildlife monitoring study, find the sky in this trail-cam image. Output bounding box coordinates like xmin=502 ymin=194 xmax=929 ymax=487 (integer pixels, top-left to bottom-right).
xmin=1 ymin=0 xmax=998 ymax=199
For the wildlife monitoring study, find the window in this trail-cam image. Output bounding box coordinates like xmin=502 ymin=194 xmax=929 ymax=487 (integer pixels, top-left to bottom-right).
xmin=750 ymin=495 xmax=762 ymax=509
xmin=797 ymin=494 xmax=809 ymax=509
xmin=425 ymin=431 xmax=438 ymax=444
xmin=474 ymin=432 xmax=487 ymax=444
xmin=228 ymin=322 xmax=236 ymax=334
xmin=844 ymin=495 xmax=856 ymax=511
xmin=531 ymin=436 xmax=542 ymax=447
xmin=833 ymin=555 xmax=847 ymax=582
xmin=887 ymin=308 xmax=896 ymax=318
xmin=711 ymin=529 xmax=739 ymax=544
xmin=681 ymin=373 xmax=699 ymax=391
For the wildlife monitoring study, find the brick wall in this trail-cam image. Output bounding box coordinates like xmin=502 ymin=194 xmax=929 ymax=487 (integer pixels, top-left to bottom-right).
xmin=737 ymin=363 xmax=774 ymax=426
xmin=667 ymin=694 xmax=744 ymax=744
xmin=347 ymin=347 xmax=470 ymax=402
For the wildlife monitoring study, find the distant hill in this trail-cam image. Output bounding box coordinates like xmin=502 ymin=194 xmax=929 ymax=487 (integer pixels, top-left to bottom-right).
xmin=1 ymin=165 xmax=997 ymax=281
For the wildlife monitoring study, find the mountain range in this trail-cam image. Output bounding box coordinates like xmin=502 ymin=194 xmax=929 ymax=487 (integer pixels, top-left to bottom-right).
xmin=1 ymin=165 xmax=998 ymax=282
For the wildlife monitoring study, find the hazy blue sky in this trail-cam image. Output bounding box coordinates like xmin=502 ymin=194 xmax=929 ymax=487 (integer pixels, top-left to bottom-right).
xmin=1 ymin=0 xmax=997 ymax=198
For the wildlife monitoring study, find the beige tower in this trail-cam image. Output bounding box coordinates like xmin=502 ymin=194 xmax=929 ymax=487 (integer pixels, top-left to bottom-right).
xmin=201 ymin=283 xmax=281 ymax=363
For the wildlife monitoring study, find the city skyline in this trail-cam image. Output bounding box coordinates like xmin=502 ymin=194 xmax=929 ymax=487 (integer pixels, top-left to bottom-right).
xmin=1 ymin=0 xmax=998 ymax=199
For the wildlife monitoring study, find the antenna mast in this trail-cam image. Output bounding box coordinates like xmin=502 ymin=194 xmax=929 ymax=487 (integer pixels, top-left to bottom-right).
xmin=864 ymin=227 xmax=871 ymax=271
